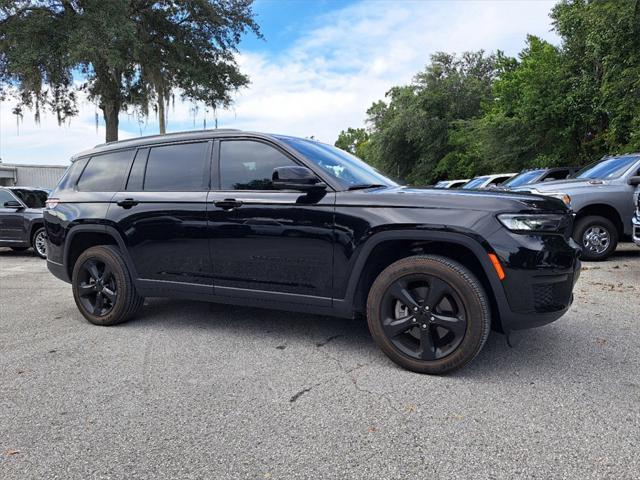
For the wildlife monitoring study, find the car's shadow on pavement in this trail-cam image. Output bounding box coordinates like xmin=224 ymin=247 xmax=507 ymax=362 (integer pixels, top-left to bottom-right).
xmin=124 ymin=297 xmax=576 ymax=378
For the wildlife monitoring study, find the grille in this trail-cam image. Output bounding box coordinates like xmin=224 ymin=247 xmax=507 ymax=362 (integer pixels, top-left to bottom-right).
xmin=532 ymin=282 xmax=568 ymax=312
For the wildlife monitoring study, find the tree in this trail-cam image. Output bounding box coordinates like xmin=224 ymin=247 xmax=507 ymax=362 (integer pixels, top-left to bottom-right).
xmin=0 ymin=0 xmax=261 ymax=141
xmin=335 ymin=127 xmax=370 ymax=159
xmin=362 ymin=51 xmax=501 ymax=184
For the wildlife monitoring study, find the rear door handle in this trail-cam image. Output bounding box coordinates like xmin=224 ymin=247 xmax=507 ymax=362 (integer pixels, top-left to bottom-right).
xmin=214 ymin=199 xmax=243 ymax=210
xmin=116 ymin=198 xmax=139 ymax=209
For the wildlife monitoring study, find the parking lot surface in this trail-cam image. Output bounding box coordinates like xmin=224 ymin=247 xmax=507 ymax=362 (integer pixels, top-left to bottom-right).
xmin=1 ymin=245 xmax=639 ymax=479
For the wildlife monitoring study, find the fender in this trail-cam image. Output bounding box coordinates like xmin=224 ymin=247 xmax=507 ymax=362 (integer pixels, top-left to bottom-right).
xmin=333 ymin=229 xmax=511 ymax=329
xmin=63 ymin=224 xmax=140 ymax=281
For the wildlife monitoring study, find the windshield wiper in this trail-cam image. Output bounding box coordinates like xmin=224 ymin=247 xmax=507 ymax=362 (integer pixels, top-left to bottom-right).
xmin=347 ymin=183 xmax=387 ymax=191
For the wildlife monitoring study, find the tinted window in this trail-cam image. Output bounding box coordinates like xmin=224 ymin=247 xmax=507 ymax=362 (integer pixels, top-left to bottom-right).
xmin=54 ymin=159 xmax=86 ymax=192
xmin=77 ymin=150 xmax=135 ymax=192
xmin=11 ymin=189 xmax=48 ymax=208
xmin=144 ymin=142 xmax=208 ymax=191
xmin=545 ymin=169 xmax=570 ymax=180
xmin=220 ymin=140 xmax=297 ymax=190
xmin=126 ymin=148 xmax=149 ymax=191
xmin=0 ymin=190 xmax=16 ymax=206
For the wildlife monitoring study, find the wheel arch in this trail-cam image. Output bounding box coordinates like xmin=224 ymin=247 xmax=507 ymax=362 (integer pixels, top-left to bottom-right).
xmin=338 ymin=230 xmax=508 ymax=332
xmin=29 ymin=219 xmax=45 ymax=244
xmin=575 ymin=203 xmax=624 ymax=237
xmin=64 ymin=225 xmax=138 ymax=281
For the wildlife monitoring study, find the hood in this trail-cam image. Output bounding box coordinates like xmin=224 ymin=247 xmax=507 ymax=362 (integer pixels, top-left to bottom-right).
xmin=339 ymin=186 xmax=568 ymax=213
xmin=512 ymin=177 xmax=607 ymax=193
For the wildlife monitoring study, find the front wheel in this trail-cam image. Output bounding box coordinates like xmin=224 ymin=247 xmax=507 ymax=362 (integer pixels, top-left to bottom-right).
xmin=367 ymin=255 xmax=491 ymax=374
xmin=573 ymin=215 xmax=618 ymax=261
xmin=32 ymin=227 xmax=47 ymax=259
xmin=72 ymin=245 xmax=144 ymax=326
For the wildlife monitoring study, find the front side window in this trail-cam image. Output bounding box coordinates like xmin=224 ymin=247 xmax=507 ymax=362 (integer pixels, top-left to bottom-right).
xmin=0 ymin=190 xmax=17 ymax=206
xmin=77 ymin=150 xmax=135 ymax=192
xmin=144 ymin=142 xmax=208 ymax=191
xmin=503 ymin=170 xmax=543 ymax=187
xmin=219 ymin=140 xmax=298 ymax=190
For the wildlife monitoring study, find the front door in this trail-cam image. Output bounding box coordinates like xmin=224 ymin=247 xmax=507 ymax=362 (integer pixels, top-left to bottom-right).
xmin=109 ymin=141 xmax=213 ymax=294
xmin=0 ymin=190 xmax=24 ymax=242
xmin=208 ymin=139 xmax=335 ymax=304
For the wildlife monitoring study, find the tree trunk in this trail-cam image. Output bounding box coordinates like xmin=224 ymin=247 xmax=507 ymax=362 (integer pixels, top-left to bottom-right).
xmin=158 ymin=88 xmax=166 ymax=135
xmin=102 ymin=101 xmax=120 ymax=142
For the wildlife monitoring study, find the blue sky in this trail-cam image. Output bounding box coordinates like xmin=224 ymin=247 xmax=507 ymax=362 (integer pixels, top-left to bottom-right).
xmin=0 ymin=0 xmax=558 ymax=165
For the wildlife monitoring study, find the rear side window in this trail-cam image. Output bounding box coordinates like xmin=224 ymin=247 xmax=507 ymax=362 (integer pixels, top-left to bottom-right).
xmin=219 ymin=140 xmax=297 ymax=190
xmin=77 ymin=150 xmax=134 ymax=192
xmin=144 ymin=142 xmax=208 ymax=191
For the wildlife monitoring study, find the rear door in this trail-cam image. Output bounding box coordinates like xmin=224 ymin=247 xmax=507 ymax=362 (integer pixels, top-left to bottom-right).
xmin=110 ymin=141 xmax=213 ymax=295
xmin=208 ymin=138 xmax=335 ymax=304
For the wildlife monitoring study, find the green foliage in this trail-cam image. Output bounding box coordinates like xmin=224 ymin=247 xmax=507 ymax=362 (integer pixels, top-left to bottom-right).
xmin=339 ymin=0 xmax=640 ymax=185
xmin=0 ymin=0 xmax=261 ymax=141
xmin=335 ymin=127 xmax=370 ymax=160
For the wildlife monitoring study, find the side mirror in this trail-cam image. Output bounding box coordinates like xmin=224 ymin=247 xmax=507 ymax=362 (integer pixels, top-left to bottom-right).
xmin=628 ymin=176 xmax=640 ymax=186
xmin=272 ymin=166 xmax=326 ymax=192
xmin=3 ymin=200 xmax=23 ymax=209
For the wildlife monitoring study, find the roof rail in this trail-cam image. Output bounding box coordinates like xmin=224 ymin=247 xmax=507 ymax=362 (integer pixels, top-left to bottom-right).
xmin=94 ymin=128 xmax=243 ymax=148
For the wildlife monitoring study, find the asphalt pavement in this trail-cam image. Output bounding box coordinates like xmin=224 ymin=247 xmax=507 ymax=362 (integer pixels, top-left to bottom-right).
xmin=1 ymin=244 xmax=639 ymax=479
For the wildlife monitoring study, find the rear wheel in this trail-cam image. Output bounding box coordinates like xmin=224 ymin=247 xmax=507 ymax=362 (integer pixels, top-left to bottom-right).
xmin=72 ymin=245 xmax=144 ymax=326
xmin=573 ymin=215 xmax=618 ymax=261
xmin=32 ymin=227 xmax=47 ymax=259
xmin=367 ymin=255 xmax=490 ymax=374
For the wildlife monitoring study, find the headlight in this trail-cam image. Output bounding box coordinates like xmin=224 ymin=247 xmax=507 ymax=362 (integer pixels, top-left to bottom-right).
xmin=498 ymin=213 xmax=565 ymax=232
xmin=529 ymin=189 xmax=571 ymax=207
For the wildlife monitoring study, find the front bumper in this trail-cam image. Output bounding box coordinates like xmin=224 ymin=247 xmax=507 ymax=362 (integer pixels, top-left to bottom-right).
xmin=633 ymin=215 xmax=640 ymax=247
xmin=487 ymin=227 xmax=582 ymax=332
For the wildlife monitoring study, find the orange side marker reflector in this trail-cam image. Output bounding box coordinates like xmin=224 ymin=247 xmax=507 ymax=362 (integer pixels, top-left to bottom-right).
xmin=488 ymin=253 xmax=506 ymax=281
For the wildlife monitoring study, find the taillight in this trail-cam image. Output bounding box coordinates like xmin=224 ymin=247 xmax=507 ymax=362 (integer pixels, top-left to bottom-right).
xmin=45 ymin=198 xmax=59 ymax=209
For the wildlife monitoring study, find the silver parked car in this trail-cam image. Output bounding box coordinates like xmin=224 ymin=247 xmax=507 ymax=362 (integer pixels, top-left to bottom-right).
xmin=513 ymin=154 xmax=640 ymax=261
xmin=462 ymin=173 xmax=517 ymax=190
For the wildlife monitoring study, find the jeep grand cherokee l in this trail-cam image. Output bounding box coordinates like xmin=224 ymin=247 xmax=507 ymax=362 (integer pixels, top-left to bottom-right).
xmin=44 ymin=130 xmax=581 ymax=374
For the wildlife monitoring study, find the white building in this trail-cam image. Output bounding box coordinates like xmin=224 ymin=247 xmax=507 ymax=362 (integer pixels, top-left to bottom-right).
xmin=0 ymin=162 xmax=68 ymax=189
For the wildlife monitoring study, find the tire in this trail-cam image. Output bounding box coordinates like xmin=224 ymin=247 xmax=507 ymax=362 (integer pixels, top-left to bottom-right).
xmin=31 ymin=227 xmax=47 ymax=259
xmin=573 ymin=215 xmax=618 ymax=261
xmin=72 ymin=245 xmax=144 ymax=326
xmin=10 ymin=247 xmax=29 ymax=252
xmin=367 ymin=255 xmax=490 ymax=375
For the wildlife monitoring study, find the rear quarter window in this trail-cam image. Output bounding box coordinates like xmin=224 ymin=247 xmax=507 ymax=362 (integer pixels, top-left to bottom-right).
xmin=76 ymin=150 xmax=135 ymax=192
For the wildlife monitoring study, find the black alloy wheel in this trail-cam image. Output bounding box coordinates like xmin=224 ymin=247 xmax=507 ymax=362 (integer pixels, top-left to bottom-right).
xmin=76 ymin=258 xmax=118 ymax=316
xmin=380 ymin=273 xmax=467 ymax=361
xmin=72 ymin=245 xmax=144 ymax=326
xmin=367 ymin=255 xmax=490 ymax=374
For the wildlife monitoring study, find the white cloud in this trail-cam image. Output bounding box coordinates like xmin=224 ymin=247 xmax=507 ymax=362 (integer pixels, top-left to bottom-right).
xmin=0 ymin=0 xmax=558 ymax=165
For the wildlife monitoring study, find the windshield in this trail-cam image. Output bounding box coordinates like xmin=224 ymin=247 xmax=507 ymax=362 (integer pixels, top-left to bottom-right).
xmin=10 ymin=188 xmax=48 ymax=208
xmin=503 ymin=170 xmax=544 ymax=187
xmin=462 ymin=176 xmax=489 ymax=189
xmin=276 ymin=136 xmax=397 ymax=189
xmin=575 ymin=156 xmax=640 ymax=180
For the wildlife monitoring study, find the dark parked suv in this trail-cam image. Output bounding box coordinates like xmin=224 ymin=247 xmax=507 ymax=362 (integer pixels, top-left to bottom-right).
xmin=0 ymin=186 xmax=48 ymax=258
xmin=44 ymin=130 xmax=581 ymax=374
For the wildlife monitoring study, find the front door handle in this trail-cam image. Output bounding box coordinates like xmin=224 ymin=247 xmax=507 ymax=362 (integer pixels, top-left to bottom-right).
xmin=116 ymin=198 xmax=139 ymax=209
xmin=214 ymin=199 xmax=243 ymax=210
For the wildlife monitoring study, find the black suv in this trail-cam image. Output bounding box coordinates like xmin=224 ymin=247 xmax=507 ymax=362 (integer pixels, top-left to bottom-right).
xmin=0 ymin=186 xmax=48 ymax=258
xmin=44 ymin=130 xmax=581 ymax=374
